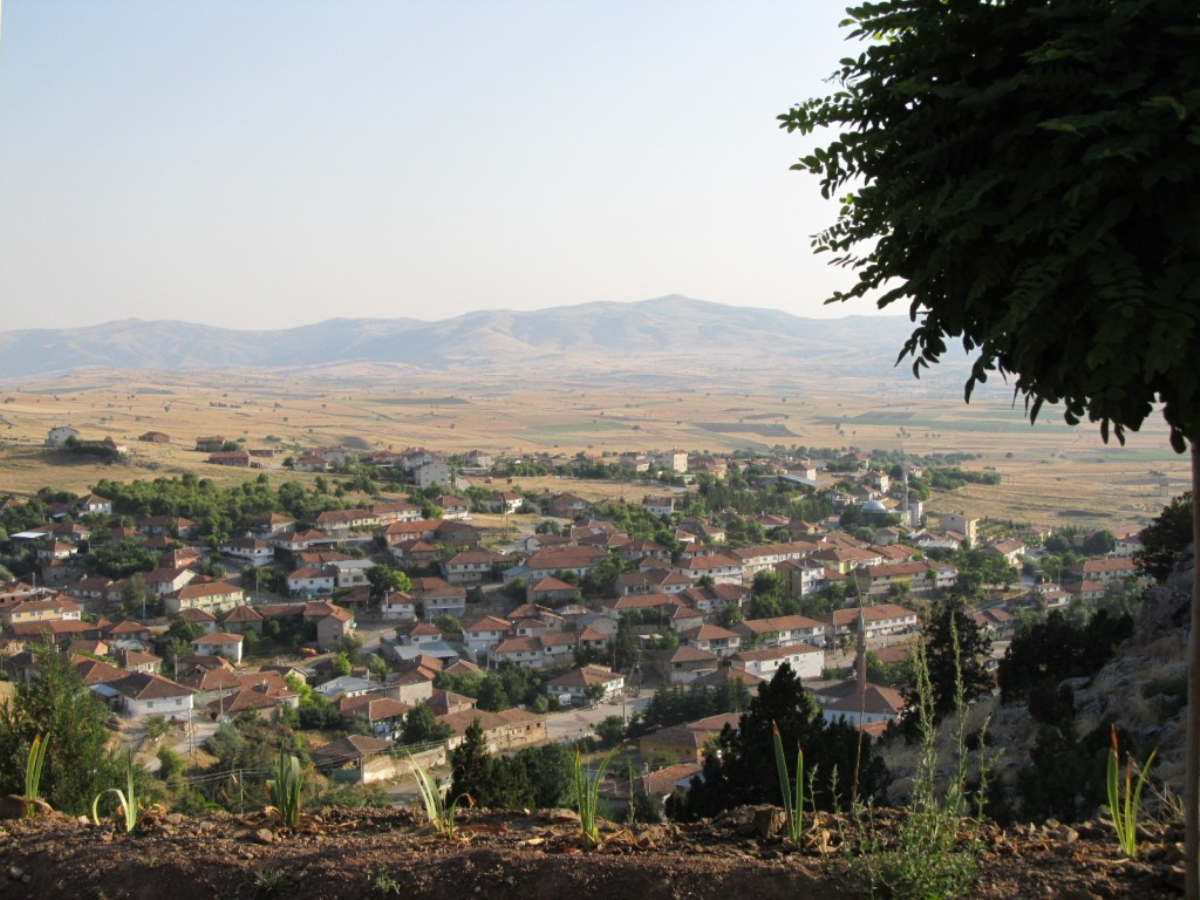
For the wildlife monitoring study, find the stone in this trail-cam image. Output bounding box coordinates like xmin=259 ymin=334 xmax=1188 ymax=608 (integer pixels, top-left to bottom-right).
xmin=1055 ymin=825 xmax=1079 ymax=843
xmin=754 ymin=807 xmax=786 ymax=840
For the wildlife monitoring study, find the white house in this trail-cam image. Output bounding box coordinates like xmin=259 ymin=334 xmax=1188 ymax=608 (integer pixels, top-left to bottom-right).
xmin=46 ymin=426 xmax=81 ymax=447
xmin=674 ymin=554 xmax=744 ymax=585
xmin=732 ymin=643 xmax=824 ymax=681
xmin=462 ymin=615 xmax=512 ymax=659
xmin=218 ymin=538 xmax=275 ymax=567
xmin=545 ymin=665 xmax=625 ymax=706
xmin=105 ymin=672 xmax=194 ymax=718
xmin=734 ymin=614 xmax=826 ymax=649
xmin=191 ymin=631 xmax=245 ymax=665
xmin=413 ymin=460 xmax=451 ymax=489
xmin=286 ymin=567 xmax=336 ymax=598
xmin=380 ymin=591 xmax=417 ymax=621
xmin=165 ymin=581 xmax=244 ymax=616
xmin=442 ymin=550 xmax=505 ymax=585
xmin=329 ymin=558 xmax=374 ymax=589
xmin=643 ymin=496 xmax=676 ymax=517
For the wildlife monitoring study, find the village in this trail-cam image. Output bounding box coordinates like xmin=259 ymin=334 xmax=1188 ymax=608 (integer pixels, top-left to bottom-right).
xmin=0 ymin=426 xmax=1151 ymax=817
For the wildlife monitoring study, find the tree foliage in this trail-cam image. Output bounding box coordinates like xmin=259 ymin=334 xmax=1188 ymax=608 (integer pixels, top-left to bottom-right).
xmin=781 ymin=0 xmax=1200 ymax=448
xmin=449 ymin=720 xmax=573 ymax=810
xmin=998 ymin=610 xmax=1133 ymax=707
xmin=1136 ymin=492 xmax=1193 ymax=582
xmin=911 ymin=598 xmax=993 ymax=725
xmin=674 ymin=663 xmax=889 ymax=819
xmin=0 ymin=648 xmax=120 ymax=815
xmin=400 ymin=702 xmax=452 ymax=746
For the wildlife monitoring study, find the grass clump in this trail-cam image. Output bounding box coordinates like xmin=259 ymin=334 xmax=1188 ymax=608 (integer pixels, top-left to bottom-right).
xmin=844 ymin=623 xmax=990 ymax=900
xmin=253 ymin=868 xmax=289 ymax=899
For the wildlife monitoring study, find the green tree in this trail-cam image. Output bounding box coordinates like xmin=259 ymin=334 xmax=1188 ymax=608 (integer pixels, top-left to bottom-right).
xmin=0 ymin=648 xmax=120 ymax=815
xmin=120 ymin=571 xmax=155 ymax=620
xmin=1081 ymin=530 xmax=1117 ymax=557
xmin=677 ymin=663 xmax=889 ymax=819
xmin=367 ymin=564 xmax=412 ymax=601
xmin=1136 ymin=493 xmax=1193 ymax=582
xmin=609 ymin=616 xmax=639 ymax=672
xmin=595 ymin=715 xmax=626 ymax=749
xmin=401 ymin=702 xmax=452 ymax=746
xmin=783 ymin=4 xmax=1200 ymax=883
xmin=475 ymin=676 xmax=510 ymax=713
xmin=914 ymin=598 xmax=993 ymax=725
xmin=448 ymin=719 xmax=490 ymax=805
xmin=331 ymin=652 xmax=352 ymax=678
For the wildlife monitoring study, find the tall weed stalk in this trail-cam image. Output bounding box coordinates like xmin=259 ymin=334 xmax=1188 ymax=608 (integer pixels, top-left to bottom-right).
xmin=846 ymin=623 xmax=990 ymax=900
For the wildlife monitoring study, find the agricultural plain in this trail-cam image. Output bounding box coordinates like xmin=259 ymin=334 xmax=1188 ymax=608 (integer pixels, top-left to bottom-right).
xmin=0 ymin=365 xmax=1188 ymax=531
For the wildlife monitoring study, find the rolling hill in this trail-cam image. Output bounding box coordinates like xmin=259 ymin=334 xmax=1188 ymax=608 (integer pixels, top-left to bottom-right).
xmin=0 ymin=296 xmax=976 ymax=394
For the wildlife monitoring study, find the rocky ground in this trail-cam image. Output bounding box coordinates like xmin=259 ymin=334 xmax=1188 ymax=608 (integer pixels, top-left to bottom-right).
xmin=0 ymin=805 xmax=1186 ymax=900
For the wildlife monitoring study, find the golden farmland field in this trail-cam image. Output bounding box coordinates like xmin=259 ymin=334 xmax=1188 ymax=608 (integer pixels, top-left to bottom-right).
xmin=0 ymin=368 xmax=1188 ymax=530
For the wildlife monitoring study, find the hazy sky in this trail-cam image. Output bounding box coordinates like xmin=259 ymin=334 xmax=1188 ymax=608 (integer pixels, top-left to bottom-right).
xmin=0 ymin=1 xmax=884 ymax=331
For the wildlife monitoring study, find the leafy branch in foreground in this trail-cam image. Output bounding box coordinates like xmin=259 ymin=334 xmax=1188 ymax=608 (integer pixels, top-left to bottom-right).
xmin=1107 ymin=726 xmax=1157 ymax=859
xmin=772 ymin=722 xmax=804 ymax=844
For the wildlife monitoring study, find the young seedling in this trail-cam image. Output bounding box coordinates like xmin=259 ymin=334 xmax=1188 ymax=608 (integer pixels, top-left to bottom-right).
xmin=265 ymin=747 xmax=305 ymax=829
xmin=92 ymin=751 xmax=139 ymax=833
xmin=1107 ymin=726 xmax=1157 ymax=858
xmin=23 ymin=733 xmax=49 ymax=818
xmin=573 ymin=745 xmax=619 ymax=845
xmin=772 ymin=722 xmax=804 ymax=844
xmin=407 ymin=752 xmax=471 ymax=838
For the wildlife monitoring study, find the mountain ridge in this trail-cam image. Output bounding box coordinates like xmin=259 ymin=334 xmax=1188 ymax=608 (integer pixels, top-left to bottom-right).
xmin=0 ymin=296 xmax=967 ymax=391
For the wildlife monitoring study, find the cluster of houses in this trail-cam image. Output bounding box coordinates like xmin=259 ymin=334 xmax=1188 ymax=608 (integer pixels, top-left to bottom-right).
xmin=0 ymin=438 xmax=1151 ymax=790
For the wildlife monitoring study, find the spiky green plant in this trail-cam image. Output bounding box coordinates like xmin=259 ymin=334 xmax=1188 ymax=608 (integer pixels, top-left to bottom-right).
xmin=92 ymin=751 xmax=138 ymax=833
xmin=1106 ymin=726 xmax=1157 ymax=858
xmin=23 ymin=733 xmax=49 ymax=818
xmin=772 ymin=722 xmax=804 ymax=844
xmin=265 ymin=747 xmax=304 ymax=829
xmin=407 ymin=751 xmax=470 ymax=838
xmin=253 ymin=867 xmax=288 ymax=899
xmin=572 ymin=745 xmax=618 ymax=845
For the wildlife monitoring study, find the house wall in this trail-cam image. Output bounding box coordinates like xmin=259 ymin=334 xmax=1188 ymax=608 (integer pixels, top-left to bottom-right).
xmin=122 ymin=693 xmax=194 ymax=718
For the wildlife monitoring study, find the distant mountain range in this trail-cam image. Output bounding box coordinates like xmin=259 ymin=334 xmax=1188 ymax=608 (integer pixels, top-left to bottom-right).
xmin=0 ymin=296 xmax=976 ymax=393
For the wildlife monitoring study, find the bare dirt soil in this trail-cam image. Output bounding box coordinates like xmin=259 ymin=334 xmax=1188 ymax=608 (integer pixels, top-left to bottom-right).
xmin=0 ymin=806 xmax=1184 ymax=900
